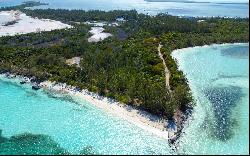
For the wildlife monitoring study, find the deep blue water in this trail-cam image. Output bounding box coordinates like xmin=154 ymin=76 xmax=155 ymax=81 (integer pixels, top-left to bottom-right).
xmin=0 ymin=0 xmax=249 ymax=17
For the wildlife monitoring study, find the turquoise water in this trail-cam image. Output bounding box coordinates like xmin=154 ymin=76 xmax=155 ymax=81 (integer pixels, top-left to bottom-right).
xmin=0 ymin=76 xmax=171 ymax=155
xmin=172 ymin=43 xmax=249 ymax=155
xmin=0 ymin=43 xmax=249 ymax=155
xmin=0 ymin=0 xmax=248 ymax=17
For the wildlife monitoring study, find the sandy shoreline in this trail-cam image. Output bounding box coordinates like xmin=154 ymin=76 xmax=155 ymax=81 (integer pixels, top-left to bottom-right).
xmin=0 ymin=73 xmax=169 ymax=140
xmin=172 ymin=42 xmax=249 ymax=54
xmin=0 ymin=10 xmax=168 ymax=140
xmin=40 ymin=81 xmax=169 ymax=140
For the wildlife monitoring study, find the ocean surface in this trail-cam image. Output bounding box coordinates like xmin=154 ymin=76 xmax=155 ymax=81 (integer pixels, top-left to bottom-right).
xmin=172 ymin=43 xmax=249 ymax=155
xmin=0 ymin=76 xmax=172 ymax=155
xmin=0 ymin=0 xmax=249 ymax=17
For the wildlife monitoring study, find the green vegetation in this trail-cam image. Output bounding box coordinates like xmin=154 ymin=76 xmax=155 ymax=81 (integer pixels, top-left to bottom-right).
xmin=0 ymin=4 xmax=248 ymax=119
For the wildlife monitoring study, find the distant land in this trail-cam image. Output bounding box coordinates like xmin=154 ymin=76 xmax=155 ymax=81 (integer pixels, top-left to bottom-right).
xmin=145 ymin=0 xmax=210 ymax=3
xmin=145 ymin=0 xmax=249 ymax=4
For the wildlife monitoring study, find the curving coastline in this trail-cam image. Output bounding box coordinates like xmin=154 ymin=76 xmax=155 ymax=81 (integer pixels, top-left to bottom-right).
xmin=172 ymin=42 xmax=249 ymax=54
xmin=0 ymin=73 xmax=169 ymax=140
xmin=1 ymin=42 xmax=248 ymax=144
xmin=171 ymin=42 xmax=249 ymax=154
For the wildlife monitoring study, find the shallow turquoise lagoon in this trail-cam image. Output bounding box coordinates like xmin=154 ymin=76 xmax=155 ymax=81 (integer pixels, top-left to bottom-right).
xmin=172 ymin=43 xmax=249 ymax=155
xmin=0 ymin=77 xmax=171 ymax=155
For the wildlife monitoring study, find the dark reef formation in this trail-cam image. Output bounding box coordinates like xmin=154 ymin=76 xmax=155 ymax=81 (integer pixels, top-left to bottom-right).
xmin=204 ymin=86 xmax=242 ymax=141
xmin=0 ymin=131 xmax=69 ymax=155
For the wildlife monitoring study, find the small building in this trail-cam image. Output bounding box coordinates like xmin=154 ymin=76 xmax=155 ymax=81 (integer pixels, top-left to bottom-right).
xmin=197 ymin=19 xmax=205 ymax=23
xmin=116 ymin=17 xmax=126 ymax=22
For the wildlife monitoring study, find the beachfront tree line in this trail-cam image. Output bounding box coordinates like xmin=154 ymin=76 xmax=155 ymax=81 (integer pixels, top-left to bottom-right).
xmin=0 ymin=6 xmax=248 ymax=118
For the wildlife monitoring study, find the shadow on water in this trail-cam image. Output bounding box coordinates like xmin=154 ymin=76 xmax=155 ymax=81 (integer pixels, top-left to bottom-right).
xmin=218 ymin=74 xmax=248 ymax=79
xmin=0 ymin=130 xmax=69 ymax=155
xmin=0 ymin=130 xmax=8 ymax=143
xmin=0 ymin=79 xmax=40 ymax=98
xmin=80 ymin=145 xmax=99 ymax=155
xmin=211 ymin=73 xmax=248 ymax=82
xmin=221 ymin=45 xmax=249 ymax=59
xmin=0 ymin=80 xmax=26 ymax=90
xmin=203 ymin=86 xmax=243 ymax=141
xmin=25 ymin=90 xmax=39 ymax=97
xmin=43 ymin=90 xmax=89 ymax=110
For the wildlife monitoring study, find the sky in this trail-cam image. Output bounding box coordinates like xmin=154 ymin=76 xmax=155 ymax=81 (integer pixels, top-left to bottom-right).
xmin=148 ymin=0 xmax=249 ymax=3
xmin=194 ymin=0 xmax=248 ymax=2
xmin=0 ymin=0 xmax=248 ymax=3
xmin=0 ymin=0 xmax=249 ymax=2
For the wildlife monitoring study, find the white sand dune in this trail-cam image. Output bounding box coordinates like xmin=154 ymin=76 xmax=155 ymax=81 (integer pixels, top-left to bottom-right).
xmin=0 ymin=11 xmax=17 ymax=25
xmin=0 ymin=10 xmax=72 ymax=37
xmin=84 ymin=21 xmax=121 ymax=42
xmin=88 ymin=27 xmax=112 ymax=42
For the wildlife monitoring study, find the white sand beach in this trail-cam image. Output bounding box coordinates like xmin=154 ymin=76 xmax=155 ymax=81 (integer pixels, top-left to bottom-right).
xmin=88 ymin=27 xmax=112 ymax=42
xmin=39 ymin=81 xmax=169 ymax=140
xmin=0 ymin=10 xmax=72 ymax=37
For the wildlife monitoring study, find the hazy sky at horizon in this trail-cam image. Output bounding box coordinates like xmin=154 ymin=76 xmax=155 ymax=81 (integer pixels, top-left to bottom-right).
xmin=0 ymin=0 xmax=249 ymax=3
xmin=144 ymin=0 xmax=249 ymax=2
xmin=191 ymin=0 xmax=248 ymax=2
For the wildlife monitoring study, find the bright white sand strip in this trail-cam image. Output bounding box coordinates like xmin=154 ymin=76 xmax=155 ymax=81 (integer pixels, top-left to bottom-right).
xmin=40 ymin=81 xmax=169 ymax=140
xmin=1 ymin=72 xmax=169 ymax=140
xmin=0 ymin=10 xmax=72 ymax=37
xmin=0 ymin=11 xmax=17 ymax=25
xmin=88 ymin=27 xmax=112 ymax=42
xmin=84 ymin=21 xmax=107 ymax=27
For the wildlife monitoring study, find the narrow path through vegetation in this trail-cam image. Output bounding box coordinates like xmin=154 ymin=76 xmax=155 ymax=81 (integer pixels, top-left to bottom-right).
xmin=158 ymin=43 xmax=171 ymax=91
